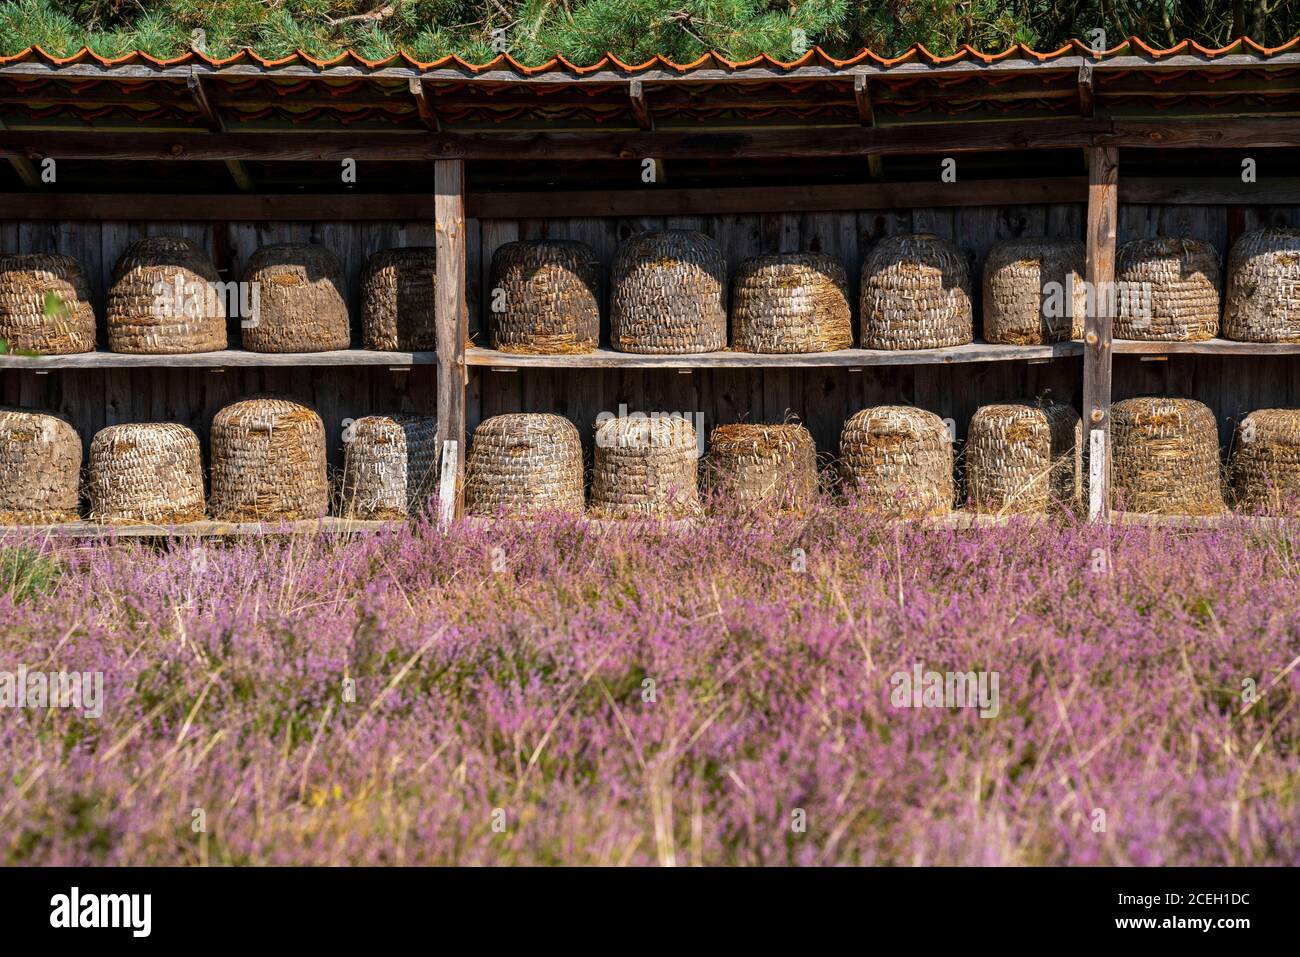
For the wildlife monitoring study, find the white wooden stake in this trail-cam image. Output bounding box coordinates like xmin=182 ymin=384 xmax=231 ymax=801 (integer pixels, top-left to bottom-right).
xmin=438 ymin=439 xmax=458 ymax=529
xmin=1088 ymin=427 xmax=1106 ymax=521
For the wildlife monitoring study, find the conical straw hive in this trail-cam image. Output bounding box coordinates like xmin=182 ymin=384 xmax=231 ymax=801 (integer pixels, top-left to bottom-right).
xmin=839 ymin=406 xmax=953 ymax=517
xmin=591 ymin=413 xmax=700 ymax=518
xmin=1110 ymin=397 xmax=1225 ymax=515
xmin=107 ymin=237 xmax=226 ymax=354
xmin=464 ymin=413 xmax=585 ymax=516
xmin=0 ymin=408 xmax=81 ymax=524
xmin=340 ymin=414 xmax=438 ymax=519
xmin=361 ymin=247 xmax=437 ymax=351
xmin=209 ymin=397 xmax=329 ymax=521
xmin=489 ymin=240 xmax=601 ymax=354
xmin=860 ymin=234 xmax=973 ymax=350
xmin=0 ymin=253 xmax=96 ymax=355
xmin=965 ymin=401 xmax=1082 ymax=514
xmin=731 ymin=252 xmax=852 ymax=353
xmin=610 ymin=230 xmax=726 ymax=354
xmin=87 ymin=423 xmax=205 ymax=524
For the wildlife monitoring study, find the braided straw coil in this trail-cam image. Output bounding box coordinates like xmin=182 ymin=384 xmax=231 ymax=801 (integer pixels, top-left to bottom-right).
xmin=965 ymin=402 xmax=1082 ymax=514
xmin=591 ymin=413 xmax=701 ymax=518
xmin=1115 ymin=237 xmax=1220 ymax=341
xmin=610 ymin=230 xmax=726 ymax=354
xmin=982 ymin=239 xmax=1086 ymax=344
xmin=1229 ymin=409 xmax=1300 ymax=514
xmin=731 ymin=252 xmax=852 ymax=353
xmin=1224 ymin=228 xmax=1300 ymax=343
xmin=241 ymin=244 xmax=350 ymax=353
xmin=87 ymin=423 xmax=204 ymax=524
xmin=489 ymin=240 xmax=601 ymax=354
xmin=0 ymin=253 xmax=96 ymax=355
xmin=0 ymin=409 xmax=80 ymax=524
xmin=861 ymin=234 xmax=973 ymax=350
xmin=464 ymin=413 xmax=585 ymax=517
xmin=703 ymin=422 xmax=818 ymax=513
xmin=361 ymin=247 xmax=436 ymax=351
xmin=340 ymin=414 xmax=438 ymax=519
xmin=209 ymin=397 xmax=329 ymax=521
xmin=839 ymin=406 xmax=953 ymax=518
xmin=1110 ymin=397 xmax=1225 ymax=515
xmin=107 ymin=237 xmax=226 ymax=354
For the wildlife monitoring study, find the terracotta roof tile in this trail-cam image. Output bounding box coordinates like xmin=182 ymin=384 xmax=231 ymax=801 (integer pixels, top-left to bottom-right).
xmin=1 ymin=38 xmax=1299 ymax=76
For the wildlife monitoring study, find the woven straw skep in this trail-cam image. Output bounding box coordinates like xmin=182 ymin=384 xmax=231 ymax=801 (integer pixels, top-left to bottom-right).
xmin=87 ymin=423 xmax=204 ymax=524
xmin=731 ymin=252 xmax=852 ymax=353
xmin=1224 ymin=227 xmax=1300 ymax=343
xmin=464 ymin=413 xmax=585 ymax=517
xmin=982 ymin=239 xmax=1086 ymax=344
xmin=966 ymin=402 xmax=1082 ymax=514
xmin=209 ymin=397 xmax=329 ymax=521
xmin=0 ymin=253 xmax=96 ymax=355
xmin=703 ymin=423 xmax=818 ymax=513
xmin=107 ymin=237 xmax=227 ymax=354
xmin=0 ymin=409 xmax=80 ymax=524
xmin=1115 ymin=237 xmax=1220 ymax=341
xmin=1229 ymin=409 xmax=1300 ymax=514
xmin=610 ymin=230 xmax=726 ymax=354
xmin=361 ymin=247 xmax=437 ymax=351
xmin=839 ymin=406 xmax=954 ymax=518
xmin=1110 ymin=397 xmax=1226 ymax=515
xmin=340 ymin=414 xmax=438 ymax=519
xmin=489 ymin=240 xmax=601 ymax=354
xmin=591 ymin=414 xmax=701 ymax=518
xmin=861 ymin=234 xmax=973 ymax=351
xmin=241 ymin=244 xmax=351 ymax=353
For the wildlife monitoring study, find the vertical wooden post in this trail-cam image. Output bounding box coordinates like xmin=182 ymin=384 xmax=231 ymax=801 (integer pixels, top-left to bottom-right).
xmin=1084 ymin=146 xmax=1118 ymax=521
xmin=435 ymin=159 xmax=468 ymax=520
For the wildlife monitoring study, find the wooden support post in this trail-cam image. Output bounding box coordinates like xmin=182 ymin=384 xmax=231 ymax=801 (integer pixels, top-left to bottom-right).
xmin=408 ymin=78 xmax=441 ymax=132
xmin=435 ymin=159 xmax=468 ymax=521
xmin=1084 ymin=146 xmax=1118 ymax=522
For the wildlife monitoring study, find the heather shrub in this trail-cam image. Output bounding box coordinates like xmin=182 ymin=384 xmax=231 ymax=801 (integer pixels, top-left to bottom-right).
xmin=0 ymin=513 xmax=1296 ymax=865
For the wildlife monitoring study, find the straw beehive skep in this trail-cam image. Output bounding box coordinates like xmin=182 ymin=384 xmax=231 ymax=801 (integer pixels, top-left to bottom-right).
xmin=464 ymin=413 xmax=585 ymax=517
xmin=0 ymin=409 xmax=80 ymax=524
xmin=1229 ymin=409 xmax=1300 ymax=514
xmin=703 ymin=422 xmax=818 ymax=513
xmin=0 ymin=253 xmax=96 ymax=355
xmin=107 ymin=237 xmax=227 ymax=354
xmin=965 ymin=401 xmax=1082 ymax=514
xmin=340 ymin=414 xmax=438 ymax=519
xmin=489 ymin=240 xmax=601 ymax=355
xmin=1110 ymin=397 xmax=1225 ymax=515
xmin=1224 ymin=227 xmax=1300 ymax=343
xmin=1115 ymin=237 xmax=1220 ymax=341
xmin=860 ymin=234 xmax=973 ymax=350
xmin=361 ymin=247 xmax=437 ymax=351
xmin=241 ymin=243 xmax=351 ymax=353
xmin=839 ymin=406 xmax=953 ymax=518
xmin=591 ymin=413 xmax=701 ymax=518
xmin=982 ymin=239 xmax=1086 ymax=344
xmin=87 ymin=423 xmax=204 ymax=524
xmin=209 ymin=397 xmax=329 ymax=521
xmin=610 ymin=230 xmax=726 ymax=354
xmin=731 ymin=252 xmax=852 ymax=353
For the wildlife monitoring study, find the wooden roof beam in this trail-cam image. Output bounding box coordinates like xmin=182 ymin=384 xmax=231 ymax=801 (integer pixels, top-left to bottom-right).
xmin=629 ymin=80 xmax=654 ymax=131
xmin=187 ymin=69 xmax=255 ymax=192
xmin=408 ymin=77 xmax=441 ymax=131
xmin=1078 ymin=62 xmax=1095 ymax=118
xmin=854 ymin=75 xmax=884 ymax=180
xmin=0 ymin=117 xmax=40 ymax=188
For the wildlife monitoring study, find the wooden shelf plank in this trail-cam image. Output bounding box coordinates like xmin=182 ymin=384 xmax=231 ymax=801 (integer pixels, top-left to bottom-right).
xmin=466 ymin=342 xmax=1082 ymax=369
xmin=0 ymin=517 xmax=402 ymax=538
xmin=0 ymin=349 xmax=436 ymax=370
xmin=1113 ymin=338 xmax=1300 ymax=356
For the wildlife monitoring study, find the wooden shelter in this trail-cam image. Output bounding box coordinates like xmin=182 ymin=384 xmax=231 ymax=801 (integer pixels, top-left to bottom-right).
xmin=3 ymin=37 xmax=1300 ymax=532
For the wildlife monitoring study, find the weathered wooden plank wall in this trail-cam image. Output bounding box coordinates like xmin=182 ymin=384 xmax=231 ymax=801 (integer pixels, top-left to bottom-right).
xmin=0 ymin=219 xmax=439 ymax=468
xmin=1111 ymin=204 xmax=1300 ymax=449
xmin=469 ymin=205 xmax=1086 ymax=457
